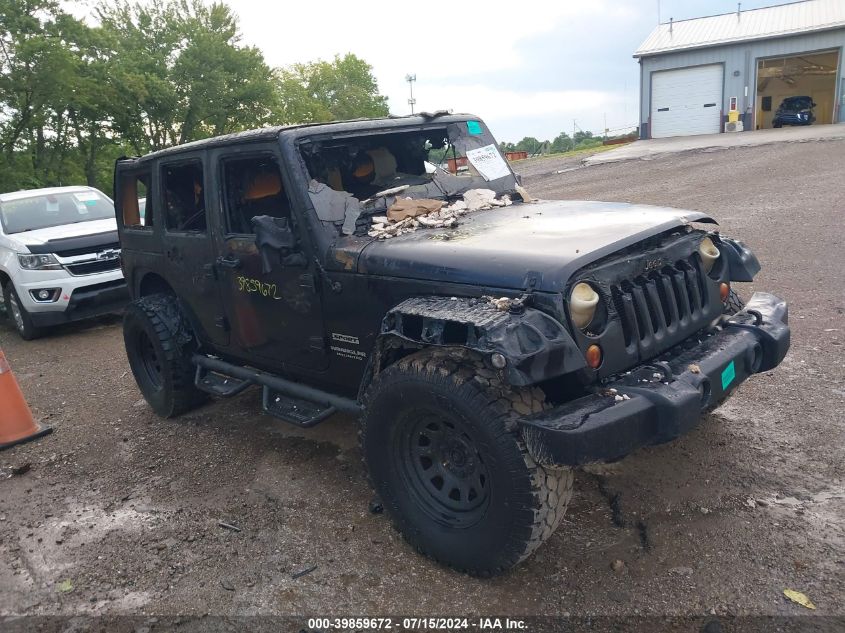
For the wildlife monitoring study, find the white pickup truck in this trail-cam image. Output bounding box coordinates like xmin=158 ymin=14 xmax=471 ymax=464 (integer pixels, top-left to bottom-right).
xmin=0 ymin=186 xmax=128 ymax=340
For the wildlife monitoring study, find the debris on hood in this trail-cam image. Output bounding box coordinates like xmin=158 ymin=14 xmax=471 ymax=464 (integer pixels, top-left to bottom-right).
xmin=362 ymin=185 xmax=409 ymax=204
xmin=367 ymin=188 xmax=512 ymax=240
xmin=487 ymin=296 xmax=516 ymax=311
xmin=481 ymin=295 xmax=528 ymax=314
xmin=387 ymin=198 xmax=444 ymax=222
xmin=464 ymin=188 xmax=506 ymax=211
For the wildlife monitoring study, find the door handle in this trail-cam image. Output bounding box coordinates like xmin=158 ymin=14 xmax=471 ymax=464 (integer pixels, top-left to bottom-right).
xmin=216 ymin=255 xmax=241 ymax=270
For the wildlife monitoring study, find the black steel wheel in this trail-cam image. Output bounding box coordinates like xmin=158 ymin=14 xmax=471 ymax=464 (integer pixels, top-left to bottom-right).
xmin=361 ymin=348 xmax=573 ymax=576
xmin=136 ymin=328 xmax=164 ymax=390
xmin=397 ymin=409 xmax=491 ymax=528
xmin=123 ymin=294 xmax=206 ymax=417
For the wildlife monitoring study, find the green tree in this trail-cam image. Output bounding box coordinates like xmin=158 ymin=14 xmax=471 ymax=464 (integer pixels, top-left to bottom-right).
xmin=98 ymin=0 xmax=278 ymax=151
xmin=0 ymin=0 xmax=390 ymax=193
xmin=515 ymin=136 xmax=543 ymax=154
xmin=276 ymin=53 xmax=388 ymax=124
xmin=0 ymin=0 xmax=78 ymax=187
xmin=573 ymin=130 xmax=594 ymax=144
xmin=550 ymin=131 xmax=573 ymax=153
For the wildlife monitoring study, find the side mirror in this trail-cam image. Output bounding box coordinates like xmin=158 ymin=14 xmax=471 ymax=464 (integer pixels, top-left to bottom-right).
xmin=252 ymin=215 xmax=306 ymax=273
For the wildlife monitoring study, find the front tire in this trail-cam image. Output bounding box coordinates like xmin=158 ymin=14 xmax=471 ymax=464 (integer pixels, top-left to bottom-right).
xmin=724 ymin=288 xmax=745 ymax=315
xmin=3 ymin=282 xmax=42 ymax=340
xmin=361 ymin=348 xmax=573 ymax=576
xmin=123 ymin=294 xmax=207 ymax=417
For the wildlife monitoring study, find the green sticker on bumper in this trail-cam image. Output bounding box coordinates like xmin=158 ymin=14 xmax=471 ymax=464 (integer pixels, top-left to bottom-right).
xmin=721 ymin=360 xmax=736 ymax=390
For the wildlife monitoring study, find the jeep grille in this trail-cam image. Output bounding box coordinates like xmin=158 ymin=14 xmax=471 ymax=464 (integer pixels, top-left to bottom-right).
xmin=611 ymin=255 xmax=721 ymax=359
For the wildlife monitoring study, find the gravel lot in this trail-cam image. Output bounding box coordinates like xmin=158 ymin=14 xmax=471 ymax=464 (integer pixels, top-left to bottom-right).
xmin=1 ymin=137 xmax=843 ymax=622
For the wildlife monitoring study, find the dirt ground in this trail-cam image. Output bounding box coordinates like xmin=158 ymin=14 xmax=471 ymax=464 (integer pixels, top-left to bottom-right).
xmin=1 ymin=137 xmax=843 ymax=623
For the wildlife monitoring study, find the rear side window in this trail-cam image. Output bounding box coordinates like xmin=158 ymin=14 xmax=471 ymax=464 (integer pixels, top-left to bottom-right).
xmin=221 ymin=155 xmax=290 ymax=234
xmin=163 ymin=161 xmax=206 ymax=232
xmin=119 ymin=170 xmax=153 ymax=229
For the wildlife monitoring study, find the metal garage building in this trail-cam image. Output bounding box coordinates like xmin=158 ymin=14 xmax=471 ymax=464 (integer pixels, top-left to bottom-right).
xmin=635 ymin=0 xmax=845 ymax=139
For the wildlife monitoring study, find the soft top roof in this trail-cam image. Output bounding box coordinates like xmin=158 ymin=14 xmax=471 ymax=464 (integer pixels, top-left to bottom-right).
xmin=131 ymin=113 xmax=479 ymax=163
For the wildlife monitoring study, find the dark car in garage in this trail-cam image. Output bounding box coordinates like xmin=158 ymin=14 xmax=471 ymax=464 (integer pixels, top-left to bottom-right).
xmin=772 ymin=96 xmax=816 ymax=127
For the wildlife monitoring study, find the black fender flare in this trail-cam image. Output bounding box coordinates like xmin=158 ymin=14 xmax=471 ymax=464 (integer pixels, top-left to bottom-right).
xmin=719 ymin=237 xmax=760 ymax=282
xmin=360 ymin=296 xmax=586 ymax=396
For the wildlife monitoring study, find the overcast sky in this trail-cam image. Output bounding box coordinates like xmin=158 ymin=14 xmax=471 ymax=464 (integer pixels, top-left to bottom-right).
xmin=78 ymin=0 xmax=783 ymax=142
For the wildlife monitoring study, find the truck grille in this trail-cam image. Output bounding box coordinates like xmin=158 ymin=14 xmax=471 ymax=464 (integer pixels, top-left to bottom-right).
xmin=611 ymin=256 xmax=720 ymax=358
xmin=54 ymin=241 xmax=121 ymax=258
xmin=65 ymin=259 xmax=121 ymax=276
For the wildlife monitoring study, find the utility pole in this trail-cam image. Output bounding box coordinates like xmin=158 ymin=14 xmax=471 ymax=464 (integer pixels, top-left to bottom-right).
xmin=405 ymin=74 xmax=417 ymax=115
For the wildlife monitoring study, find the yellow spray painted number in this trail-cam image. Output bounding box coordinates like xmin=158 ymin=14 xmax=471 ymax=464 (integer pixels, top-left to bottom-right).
xmin=236 ymin=275 xmax=282 ymax=300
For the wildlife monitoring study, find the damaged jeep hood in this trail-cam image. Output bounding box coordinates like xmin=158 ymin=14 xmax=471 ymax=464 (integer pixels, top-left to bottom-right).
xmin=355 ymin=200 xmax=714 ymax=292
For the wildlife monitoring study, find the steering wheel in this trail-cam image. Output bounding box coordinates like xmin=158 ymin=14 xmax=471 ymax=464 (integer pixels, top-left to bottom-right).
xmin=178 ymin=207 xmax=206 ymax=231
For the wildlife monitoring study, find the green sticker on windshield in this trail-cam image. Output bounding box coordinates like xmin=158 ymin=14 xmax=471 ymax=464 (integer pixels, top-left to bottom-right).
xmin=721 ymin=360 xmax=736 ymax=390
xmin=467 ymin=120 xmax=483 ymax=135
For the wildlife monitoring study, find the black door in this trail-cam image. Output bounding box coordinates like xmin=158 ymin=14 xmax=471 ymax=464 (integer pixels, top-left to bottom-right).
xmin=159 ymin=153 xmax=229 ymax=346
xmin=212 ymin=148 xmax=328 ymax=370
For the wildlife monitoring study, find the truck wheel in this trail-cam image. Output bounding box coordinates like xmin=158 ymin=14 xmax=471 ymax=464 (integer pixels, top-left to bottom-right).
xmin=3 ymin=282 xmax=42 ymax=340
xmin=724 ymin=288 xmax=745 ymax=315
xmin=361 ymin=348 xmax=573 ymax=576
xmin=123 ymin=294 xmax=207 ymax=417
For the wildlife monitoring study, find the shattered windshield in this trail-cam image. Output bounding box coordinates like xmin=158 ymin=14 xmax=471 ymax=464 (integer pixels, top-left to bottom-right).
xmin=298 ymin=120 xmax=522 ymax=239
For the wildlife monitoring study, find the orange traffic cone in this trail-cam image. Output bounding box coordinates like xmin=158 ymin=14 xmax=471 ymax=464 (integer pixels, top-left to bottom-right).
xmin=0 ymin=349 xmax=52 ymax=450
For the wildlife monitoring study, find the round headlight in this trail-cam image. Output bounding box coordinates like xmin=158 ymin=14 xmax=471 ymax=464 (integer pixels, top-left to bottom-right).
xmin=699 ymin=236 xmax=720 ymax=273
xmin=570 ymin=282 xmax=599 ymax=330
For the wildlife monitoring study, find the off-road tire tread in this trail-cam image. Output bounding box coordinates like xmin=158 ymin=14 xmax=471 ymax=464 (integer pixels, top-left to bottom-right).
xmin=125 ymin=294 xmax=206 ymax=417
xmin=360 ymin=347 xmax=573 ymax=576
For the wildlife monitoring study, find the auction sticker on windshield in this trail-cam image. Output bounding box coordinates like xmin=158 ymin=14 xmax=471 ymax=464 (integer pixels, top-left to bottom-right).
xmin=466 ymin=144 xmax=511 ymax=181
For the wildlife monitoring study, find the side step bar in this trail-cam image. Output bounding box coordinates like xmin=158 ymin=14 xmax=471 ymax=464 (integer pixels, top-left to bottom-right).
xmin=192 ymin=355 xmax=362 ymax=425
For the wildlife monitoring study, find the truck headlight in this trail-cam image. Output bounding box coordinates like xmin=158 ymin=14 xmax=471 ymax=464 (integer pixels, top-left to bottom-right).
xmin=698 ymin=236 xmax=720 ymax=273
xmin=570 ymin=282 xmax=600 ymax=329
xmin=18 ymin=253 xmax=62 ymax=270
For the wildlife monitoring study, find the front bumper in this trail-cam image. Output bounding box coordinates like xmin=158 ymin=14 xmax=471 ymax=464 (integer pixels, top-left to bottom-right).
xmin=520 ymin=292 xmax=790 ymax=466
xmin=11 ymin=267 xmax=128 ymax=326
xmin=775 ymin=114 xmax=813 ymax=126
xmin=27 ymin=279 xmax=128 ymax=327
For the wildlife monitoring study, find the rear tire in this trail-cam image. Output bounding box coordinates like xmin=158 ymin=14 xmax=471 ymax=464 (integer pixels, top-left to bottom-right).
xmin=361 ymin=348 xmax=573 ymax=576
xmin=3 ymin=282 xmax=42 ymax=340
xmin=123 ymin=294 xmax=207 ymax=417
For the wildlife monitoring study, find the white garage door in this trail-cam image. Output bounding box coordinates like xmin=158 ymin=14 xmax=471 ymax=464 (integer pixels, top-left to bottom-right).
xmin=651 ymin=65 xmax=723 ymax=138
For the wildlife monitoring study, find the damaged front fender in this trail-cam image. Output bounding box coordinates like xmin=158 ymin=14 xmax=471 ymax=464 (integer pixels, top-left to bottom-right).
xmin=719 ymin=237 xmax=761 ymax=282
xmin=375 ymin=296 xmax=586 ymax=387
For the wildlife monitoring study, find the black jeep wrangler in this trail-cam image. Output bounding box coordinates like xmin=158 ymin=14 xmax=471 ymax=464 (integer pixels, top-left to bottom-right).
xmin=114 ymin=114 xmax=789 ymax=576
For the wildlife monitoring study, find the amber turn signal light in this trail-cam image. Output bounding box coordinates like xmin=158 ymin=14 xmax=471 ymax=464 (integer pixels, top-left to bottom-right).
xmin=720 ymin=282 xmax=730 ymax=302
xmin=586 ymin=344 xmax=602 ymax=369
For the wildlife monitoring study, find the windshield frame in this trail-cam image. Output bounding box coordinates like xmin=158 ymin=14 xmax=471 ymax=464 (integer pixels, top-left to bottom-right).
xmin=0 ymin=189 xmax=115 ymax=235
